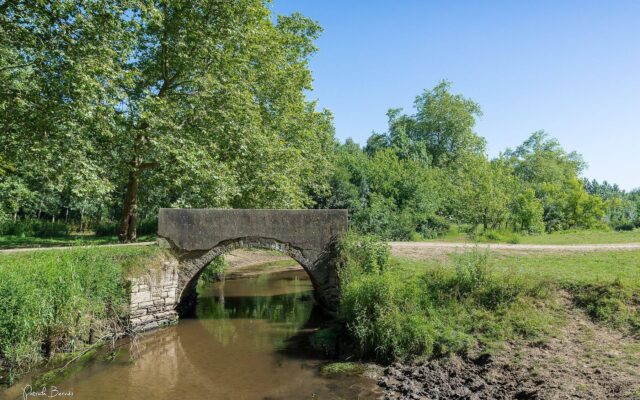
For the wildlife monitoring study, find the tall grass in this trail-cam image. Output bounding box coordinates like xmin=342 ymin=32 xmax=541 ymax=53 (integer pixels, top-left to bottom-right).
xmin=0 ymin=246 xmax=162 ymax=384
xmin=338 ymin=233 xmax=555 ymax=363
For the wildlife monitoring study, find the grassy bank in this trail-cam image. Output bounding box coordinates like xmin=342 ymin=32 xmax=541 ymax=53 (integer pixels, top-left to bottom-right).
xmin=0 ymin=246 xmax=164 ymax=385
xmin=336 ymin=234 xmax=639 ymax=363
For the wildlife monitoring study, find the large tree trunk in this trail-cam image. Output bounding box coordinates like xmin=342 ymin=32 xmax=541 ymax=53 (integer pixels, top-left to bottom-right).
xmin=118 ymin=170 xmax=139 ymax=243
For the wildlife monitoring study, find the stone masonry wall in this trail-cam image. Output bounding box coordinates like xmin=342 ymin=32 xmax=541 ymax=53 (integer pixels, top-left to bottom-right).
xmin=129 ymin=259 xmax=179 ymax=332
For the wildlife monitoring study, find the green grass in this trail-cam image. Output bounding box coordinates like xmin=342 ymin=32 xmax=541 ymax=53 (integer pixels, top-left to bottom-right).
xmin=338 ymin=233 xmax=640 ymax=364
xmin=398 ymin=250 xmax=640 ymax=287
xmin=0 ymin=234 xmax=156 ymax=249
xmin=393 ymin=250 xmax=640 ymax=336
xmin=426 ymin=227 xmax=640 ymax=245
xmin=518 ymin=229 xmax=640 ymax=245
xmin=0 ymin=245 xmax=164 ymax=385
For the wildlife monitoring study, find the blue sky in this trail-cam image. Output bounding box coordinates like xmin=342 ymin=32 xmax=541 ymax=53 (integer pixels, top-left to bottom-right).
xmin=271 ymin=0 xmax=640 ymax=191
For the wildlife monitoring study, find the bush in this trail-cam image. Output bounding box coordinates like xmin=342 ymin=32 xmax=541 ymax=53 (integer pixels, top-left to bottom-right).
xmin=338 ymin=232 xmax=390 ymax=277
xmin=94 ymin=219 xmax=157 ymax=237
xmin=137 ymin=218 xmax=158 ymax=236
xmin=94 ymin=221 xmax=118 ymax=236
xmin=614 ymin=222 xmax=635 ymax=232
xmin=0 ymin=220 xmax=69 ymax=238
xmin=418 ymin=215 xmax=451 ymax=239
xmin=199 ymin=256 xmax=227 ymax=284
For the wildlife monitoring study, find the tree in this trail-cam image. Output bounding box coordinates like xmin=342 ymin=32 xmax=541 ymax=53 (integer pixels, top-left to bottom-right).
xmin=1 ymin=1 xmax=334 ymax=241
xmin=504 ymin=131 xmax=602 ymax=231
xmin=320 ymin=141 xmax=444 ymax=239
xmin=367 ymin=82 xmax=485 ymax=168
xmin=452 ymin=157 xmax=515 ymax=230
xmin=511 ymin=188 xmax=545 ymax=233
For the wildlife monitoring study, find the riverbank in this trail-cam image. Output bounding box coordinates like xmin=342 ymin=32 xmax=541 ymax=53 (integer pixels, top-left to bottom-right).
xmin=366 ymin=249 xmax=640 ymax=399
xmin=3 ymin=241 xmax=639 ymax=398
xmin=0 ymin=246 xmax=166 ymax=386
xmin=380 ymin=293 xmax=639 ymax=399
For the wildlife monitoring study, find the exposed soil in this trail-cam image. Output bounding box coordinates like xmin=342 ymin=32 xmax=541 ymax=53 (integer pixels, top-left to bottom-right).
xmin=379 ymin=295 xmax=640 ymax=400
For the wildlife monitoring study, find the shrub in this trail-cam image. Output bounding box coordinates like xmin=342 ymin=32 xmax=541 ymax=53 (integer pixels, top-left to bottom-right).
xmin=338 ymin=231 xmax=390 ymax=276
xmin=136 ymin=218 xmax=158 ymax=236
xmin=310 ymin=326 xmax=340 ymax=356
xmin=0 ymin=220 xmax=69 ymax=238
xmin=614 ymin=222 xmax=635 ymax=232
xmin=418 ymin=215 xmax=451 ymax=239
xmin=94 ymin=218 xmax=157 ymax=237
xmin=199 ymin=256 xmax=227 ymax=284
xmin=94 ymin=221 xmax=118 ymax=236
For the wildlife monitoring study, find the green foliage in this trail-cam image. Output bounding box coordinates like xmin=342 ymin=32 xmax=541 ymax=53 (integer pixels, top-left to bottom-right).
xmin=94 ymin=219 xmax=157 ymax=237
xmin=199 ymin=256 xmax=228 ymax=285
xmin=337 ymin=235 xmax=552 ymax=363
xmin=505 ymin=132 xmax=605 ymax=232
xmin=320 ymin=141 xmax=446 ymax=240
xmin=372 ymin=81 xmax=486 ymax=168
xmin=511 ymin=188 xmax=545 ymax=233
xmin=310 ymin=326 xmax=340 ymax=356
xmin=451 ymin=157 xmax=515 ymax=230
xmin=0 ymin=246 xmax=162 ymax=384
xmin=1 ymin=1 xmax=334 ymax=239
xmin=569 ymin=281 xmax=639 ymax=334
xmin=338 ymin=231 xmax=391 ymax=276
xmin=0 ymin=220 xmax=69 ymax=238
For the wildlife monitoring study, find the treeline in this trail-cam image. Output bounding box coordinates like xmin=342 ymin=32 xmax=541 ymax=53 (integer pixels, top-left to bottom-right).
xmin=315 ymin=82 xmax=640 ymax=239
xmin=1 ymin=2 xmax=638 ymax=241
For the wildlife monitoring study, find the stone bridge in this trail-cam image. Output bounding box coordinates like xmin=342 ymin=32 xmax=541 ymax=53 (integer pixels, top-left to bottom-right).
xmin=129 ymin=209 xmax=347 ymax=331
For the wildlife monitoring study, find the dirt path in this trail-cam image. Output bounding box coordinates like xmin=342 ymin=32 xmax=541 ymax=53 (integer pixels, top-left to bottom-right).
xmin=0 ymin=241 xmax=156 ymax=254
xmin=3 ymin=240 xmax=640 ymax=255
xmin=390 ymin=241 xmax=640 ymax=260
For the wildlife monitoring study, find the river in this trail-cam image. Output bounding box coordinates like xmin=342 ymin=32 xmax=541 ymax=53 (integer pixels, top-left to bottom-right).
xmin=6 ymin=269 xmax=381 ymax=400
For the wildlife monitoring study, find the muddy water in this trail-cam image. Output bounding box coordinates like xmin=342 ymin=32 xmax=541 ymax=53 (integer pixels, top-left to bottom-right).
xmin=21 ymin=270 xmax=381 ymax=399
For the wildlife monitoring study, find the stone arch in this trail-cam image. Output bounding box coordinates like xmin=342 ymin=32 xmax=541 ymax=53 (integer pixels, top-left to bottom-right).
xmin=157 ymin=209 xmax=348 ymax=315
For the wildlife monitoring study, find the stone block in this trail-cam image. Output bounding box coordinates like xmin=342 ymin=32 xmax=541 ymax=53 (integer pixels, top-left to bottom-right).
xmin=131 ymin=291 xmax=152 ymax=304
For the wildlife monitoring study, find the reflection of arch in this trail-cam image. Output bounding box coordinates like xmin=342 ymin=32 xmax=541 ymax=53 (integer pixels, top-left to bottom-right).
xmin=158 ymin=209 xmax=347 ymax=315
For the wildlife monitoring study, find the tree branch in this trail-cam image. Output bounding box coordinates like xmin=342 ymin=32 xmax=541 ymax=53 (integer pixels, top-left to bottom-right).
xmin=138 ymin=161 xmax=159 ymax=171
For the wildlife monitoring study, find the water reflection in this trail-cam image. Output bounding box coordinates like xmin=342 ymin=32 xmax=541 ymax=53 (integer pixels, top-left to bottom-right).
xmin=15 ymin=270 xmax=381 ymax=400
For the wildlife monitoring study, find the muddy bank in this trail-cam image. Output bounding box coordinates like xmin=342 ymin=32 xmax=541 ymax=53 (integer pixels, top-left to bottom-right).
xmin=380 ymin=353 xmax=637 ymax=399
xmin=379 ymin=299 xmax=640 ymax=400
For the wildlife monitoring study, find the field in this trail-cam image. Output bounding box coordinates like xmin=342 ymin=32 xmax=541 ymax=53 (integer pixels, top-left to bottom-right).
xmin=430 ymin=227 xmax=640 ymax=245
